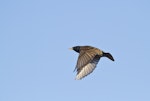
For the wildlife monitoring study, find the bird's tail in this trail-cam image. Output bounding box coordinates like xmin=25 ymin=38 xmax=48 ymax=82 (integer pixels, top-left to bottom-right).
xmin=103 ymin=52 xmax=115 ymax=61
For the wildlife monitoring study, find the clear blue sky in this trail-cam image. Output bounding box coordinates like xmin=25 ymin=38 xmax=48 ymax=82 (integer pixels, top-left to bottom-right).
xmin=0 ymin=0 xmax=150 ymax=101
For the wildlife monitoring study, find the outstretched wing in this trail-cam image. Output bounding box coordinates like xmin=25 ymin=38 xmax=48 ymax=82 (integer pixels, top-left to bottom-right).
xmin=74 ymin=49 xmax=98 ymax=72
xmin=75 ymin=55 xmax=100 ymax=80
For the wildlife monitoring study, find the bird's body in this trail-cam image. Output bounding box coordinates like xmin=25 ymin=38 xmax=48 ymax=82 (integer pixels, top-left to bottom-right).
xmin=70 ymin=46 xmax=114 ymax=80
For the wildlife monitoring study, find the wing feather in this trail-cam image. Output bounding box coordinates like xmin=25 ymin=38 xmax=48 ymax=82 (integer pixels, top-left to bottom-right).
xmin=75 ymin=55 xmax=100 ymax=80
xmin=74 ymin=49 xmax=98 ymax=71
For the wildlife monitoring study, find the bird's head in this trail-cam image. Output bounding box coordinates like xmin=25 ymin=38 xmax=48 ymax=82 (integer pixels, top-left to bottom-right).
xmin=69 ymin=46 xmax=80 ymax=53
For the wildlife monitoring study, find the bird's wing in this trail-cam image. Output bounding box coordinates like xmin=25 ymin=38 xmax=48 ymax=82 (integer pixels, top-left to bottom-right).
xmin=75 ymin=55 xmax=100 ymax=80
xmin=74 ymin=49 xmax=97 ymax=71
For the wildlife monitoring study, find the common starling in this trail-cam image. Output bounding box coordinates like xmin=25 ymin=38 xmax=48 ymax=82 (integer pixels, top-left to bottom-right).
xmin=70 ymin=46 xmax=114 ymax=80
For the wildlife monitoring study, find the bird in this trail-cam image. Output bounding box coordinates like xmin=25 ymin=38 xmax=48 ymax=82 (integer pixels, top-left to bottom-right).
xmin=69 ymin=45 xmax=114 ymax=80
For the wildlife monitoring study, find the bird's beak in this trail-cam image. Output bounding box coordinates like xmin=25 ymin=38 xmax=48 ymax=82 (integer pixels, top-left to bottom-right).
xmin=69 ymin=47 xmax=73 ymax=50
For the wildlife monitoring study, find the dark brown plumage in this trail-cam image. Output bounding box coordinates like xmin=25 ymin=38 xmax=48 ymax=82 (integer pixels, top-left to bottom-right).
xmin=70 ymin=46 xmax=114 ymax=80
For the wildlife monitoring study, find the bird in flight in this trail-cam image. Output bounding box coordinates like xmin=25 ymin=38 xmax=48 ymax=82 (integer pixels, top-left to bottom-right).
xmin=69 ymin=45 xmax=114 ymax=80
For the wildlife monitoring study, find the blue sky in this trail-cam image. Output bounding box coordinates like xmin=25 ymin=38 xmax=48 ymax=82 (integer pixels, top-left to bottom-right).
xmin=0 ymin=0 xmax=150 ymax=101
